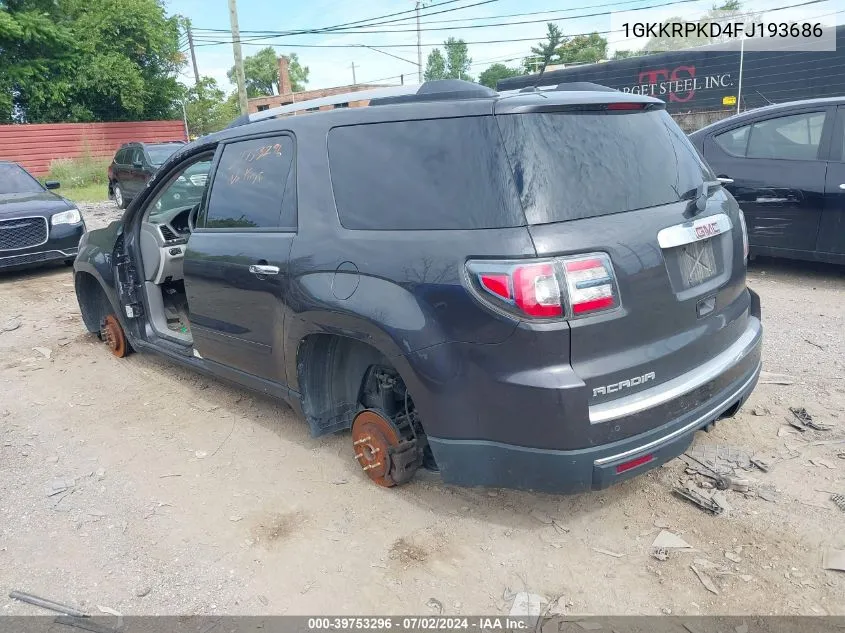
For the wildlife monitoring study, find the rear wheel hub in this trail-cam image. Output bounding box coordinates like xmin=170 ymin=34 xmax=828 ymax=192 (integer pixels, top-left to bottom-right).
xmin=351 ymin=409 xmax=420 ymax=487
xmin=100 ymin=314 xmax=128 ymax=358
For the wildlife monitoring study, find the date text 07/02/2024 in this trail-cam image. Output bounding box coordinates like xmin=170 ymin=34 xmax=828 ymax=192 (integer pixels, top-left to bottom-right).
xmin=622 ymin=21 xmax=824 ymax=39
xmin=307 ymin=617 xmax=530 ymax=631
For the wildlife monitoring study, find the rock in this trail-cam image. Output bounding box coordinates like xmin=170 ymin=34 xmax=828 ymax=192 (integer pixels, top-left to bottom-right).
xmin=426 ymin=598 xmax=443 ymax=613
xmin=194 ymin=450 xmax=208 ymax=459
xmin=725 ymin=551 xmax=742 ymax=563
xmin=751 ymin=407 xmax=770 ymax=416
xmin=32 ymin=346 xmax=52 ymax=359
xmin=95 ymin=468 xmax=106 ymax=480
xmin=135 ymin=585 xmax=152 ymax=598
xmin=740 ymin=574 xmax=754 ymax=582
xmin=257 ymin=595 xmax=269 ymax=606
xmin=229 ymin=515 xmax=243 ymax=522
xmin=1 ymin=318 xmax=21 ymax=332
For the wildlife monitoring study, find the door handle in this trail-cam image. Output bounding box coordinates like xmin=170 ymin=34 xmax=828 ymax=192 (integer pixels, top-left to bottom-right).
xmin=249 ymin=264 xmax=279 ymax=276
xmin=717 ymin=176 xmax=734 ymax=184
xmin=839 ymin=184 xmax=845 ymax=190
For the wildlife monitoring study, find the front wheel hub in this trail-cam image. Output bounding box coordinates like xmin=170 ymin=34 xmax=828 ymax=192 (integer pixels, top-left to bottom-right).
xmin=351 ymin=410 xmax=420 ymax=487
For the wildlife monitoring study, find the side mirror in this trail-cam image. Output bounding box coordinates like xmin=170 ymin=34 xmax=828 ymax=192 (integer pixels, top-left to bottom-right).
xmin=133 ymin=161 xmax=143 ymax=169
xmin=44 ymin=180 xmax=61 ymax=190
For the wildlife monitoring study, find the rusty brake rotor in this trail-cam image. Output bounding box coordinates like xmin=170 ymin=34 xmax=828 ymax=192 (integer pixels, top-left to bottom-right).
xmin=100 ymin=314 xmax=128 ymax=358
xmin=351 ymin=409 xmax=405 ymax=487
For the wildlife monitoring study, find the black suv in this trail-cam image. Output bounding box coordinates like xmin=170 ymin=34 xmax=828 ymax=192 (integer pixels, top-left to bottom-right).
xmin=74 ymin=80 xmax=762 ymax=493
xmin=108 ymin=141 xmax=186 ymax=209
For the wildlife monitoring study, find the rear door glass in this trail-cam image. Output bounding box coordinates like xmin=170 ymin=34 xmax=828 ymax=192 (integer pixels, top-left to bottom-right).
xmin=202 ymin=135 xmax=296 ymax=230
xmin=496 ymin=110 xmax=712 ymax=224
xmin=714 ymin=125 xmax=750 ymax=156
xmin=328 ymin=117 xmax=524 ymax=230
xmin=746 ymin=111 xmax=826 ymax=161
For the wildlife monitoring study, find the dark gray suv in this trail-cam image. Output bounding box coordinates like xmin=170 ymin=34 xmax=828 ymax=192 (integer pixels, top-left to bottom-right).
xmin=73 ymin=80 xmax=762 ymax=493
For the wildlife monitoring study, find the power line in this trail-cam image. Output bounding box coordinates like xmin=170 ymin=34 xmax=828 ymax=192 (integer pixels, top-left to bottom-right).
xmin=191 ymin=0 xmax=834 ymax=49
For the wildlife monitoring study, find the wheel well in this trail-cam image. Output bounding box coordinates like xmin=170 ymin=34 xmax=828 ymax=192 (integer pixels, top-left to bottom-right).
xmin=297 ymin=334 xmax=418 ymax=438
xmin=75 ymin=272 xmax=114 ymax=333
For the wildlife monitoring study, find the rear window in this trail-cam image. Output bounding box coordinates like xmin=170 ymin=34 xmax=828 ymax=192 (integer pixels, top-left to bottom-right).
xmin=496 ymin=110 xmax=713 ymax=224
xmin=328 ymin=117 xmax=524 ymax=230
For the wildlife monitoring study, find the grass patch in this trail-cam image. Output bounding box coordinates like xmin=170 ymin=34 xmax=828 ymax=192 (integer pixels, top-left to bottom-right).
xmin=60 ymin=182 xmax=109 ymax=203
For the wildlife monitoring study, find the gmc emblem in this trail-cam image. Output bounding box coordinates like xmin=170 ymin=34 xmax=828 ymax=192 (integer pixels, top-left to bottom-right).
xmin=695 ymin=221 xmax=721 ymax=239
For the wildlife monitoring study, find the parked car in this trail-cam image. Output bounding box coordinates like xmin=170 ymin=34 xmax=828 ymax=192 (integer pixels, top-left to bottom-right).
xmin=0 ymin=161 xmax=85 ymax=271
xmin=108 ymin=141 xmax=186 ymax=209
xmin=73 ymin=80 xmax=762 ymax=493
xmin=689 ymin=97 xmax=845 ymax=265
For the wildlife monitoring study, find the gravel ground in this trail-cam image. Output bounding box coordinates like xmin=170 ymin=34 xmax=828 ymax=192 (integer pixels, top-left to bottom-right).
xmin=0 ymin=201 xmax=843 ymax=616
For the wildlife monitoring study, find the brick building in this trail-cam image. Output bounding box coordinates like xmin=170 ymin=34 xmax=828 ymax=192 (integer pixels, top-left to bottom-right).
xmin=247 ymin=57 xmax=394 ymax=115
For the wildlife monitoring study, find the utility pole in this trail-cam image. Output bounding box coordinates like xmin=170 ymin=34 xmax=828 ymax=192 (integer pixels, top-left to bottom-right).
xmin=416 ymin=1 xmax=423 ymax=83
xmin=186 ymin=22 xmax=200 ymax=86
xmin=227 ymin=0 xmax=249 ymax=116
xmin=350 ymin=62 xmax=357 ymax=85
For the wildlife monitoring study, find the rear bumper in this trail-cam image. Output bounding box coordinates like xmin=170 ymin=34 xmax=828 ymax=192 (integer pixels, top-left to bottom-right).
xmin=0 ymin=222 xmax=85 ymax=270
xmin=427 ymin=308 xmax=762 ymax=493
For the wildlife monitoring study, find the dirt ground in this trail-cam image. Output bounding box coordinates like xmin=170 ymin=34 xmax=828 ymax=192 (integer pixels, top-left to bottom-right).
xmin=1 ymin=202 xmax=843 ymax=617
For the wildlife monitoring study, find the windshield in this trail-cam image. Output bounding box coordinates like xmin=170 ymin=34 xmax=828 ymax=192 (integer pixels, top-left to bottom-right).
xmin=146 ymin=144 xmax=181 ymax=166
xmin=496 ymin=109 xmax=713 ymax=224
xmin=0 ymin=163 xmax=45 ymax=194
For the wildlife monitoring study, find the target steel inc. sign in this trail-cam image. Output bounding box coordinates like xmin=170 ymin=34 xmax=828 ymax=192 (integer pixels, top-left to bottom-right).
xmin=621 ymin=67 xmax=734 ymax=103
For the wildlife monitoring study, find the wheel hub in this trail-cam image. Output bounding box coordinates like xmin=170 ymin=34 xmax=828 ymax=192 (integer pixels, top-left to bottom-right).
xmin=100 ymin=314 xmax=128 ymax=358
xmin=351 ymin=410 xmax=401 ymax=487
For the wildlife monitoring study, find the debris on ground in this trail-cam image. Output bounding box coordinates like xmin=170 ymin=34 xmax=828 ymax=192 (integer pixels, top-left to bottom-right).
xmin=653 ymin=518 xmax=671 ymax=529
xmin=757 ymin=487 xmax=779 ymax=502
xmin=652 ymin=530 xmax=693 ymax=550
xmin=530 ymin=509 xmax=554 ymax=525
xmin=821 ymin=548 xmax=845 ymax=572
xmin=592 ymin=547 xmax=624 ymax=558
xmin=46 ymin=478 xmax=75 ymax=497
xmin=651 ymin=547 xmax=669 ymax=561
xmin=685 ymin=444 xmax=752 ymax=475
xmin=257 ymin=595 xmax=269 ymax=606
xmin=711 ymin=491 xmax=732 ymax=515
xmin=135 ymin=585 xmax=152 ymax=598
xmin=809 ymin=458 xmax=837 ymax=470
xmin=759 ymin=372 xmax=795 ymax=385
xmin=509 ymin=592 xmax=545 ymax=618
xmin=750 ymin=455 xmax=773 ymax=472
xmin=724 ymin=551 xmax=742 ymax=563
xmin=32 ymin=347 xmax=52 ymax=359
xmin=750 ymin=406 xmax=770 ymax=416
xmin=426 ymin=598 xmax=443 ymax=614
xmin=831 ymin=494 xmax=845 ymax=512
xmin=673 ymin=486 xmax=723 ymax=515
xmin=690 ymin=564 xmax=720 ymax=595
xmin=789 ymin=406 xmax=831 ymax=432
xmin=8 ymin=590 xmax=88 ymax=617
xmin=1 ymin=318 xmax=21 ymax=332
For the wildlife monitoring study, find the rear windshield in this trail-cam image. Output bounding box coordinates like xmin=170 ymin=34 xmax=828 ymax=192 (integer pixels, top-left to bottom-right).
xmin=0 ymin=163 xmax=44 ymax=194
xmin=496 ymin=110 xmax=713 ymax=224
xmin=329 ymin=117 xmax=524 ymax=230
xmin=146 ymin=144 xmax=181 ymax=165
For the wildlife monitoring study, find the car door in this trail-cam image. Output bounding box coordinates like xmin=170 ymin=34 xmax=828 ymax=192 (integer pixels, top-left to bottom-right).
xmin=113 ymin=149 xmax=129 ymax=192
xmin=183 ymin=133 xmax=297 ymax=387
xmin=819 ymin=105 xmax=845 ymax=255
xmin=703 ymin=107 xmax=834 ymax=253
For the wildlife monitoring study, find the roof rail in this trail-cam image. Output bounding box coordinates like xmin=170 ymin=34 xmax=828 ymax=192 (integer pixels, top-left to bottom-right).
xmin=242 ymin=85 xmax=419 ymax=125
xmin=369 ymin=79 xmax=496 ymax=106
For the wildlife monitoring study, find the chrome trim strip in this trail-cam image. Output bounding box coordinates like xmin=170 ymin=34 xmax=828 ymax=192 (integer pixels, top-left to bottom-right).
xmin=0 ymin=216 xmax=49 ymax=251
xmin=657 ymin=213 xmax=733 ymax=249
xmin=594 ymin=361 xmax=761 ymax=467
xmin=0 ymin=247 xmax=77 ymax=263
xmin=589 ymin=317 xmax=761 ymax=424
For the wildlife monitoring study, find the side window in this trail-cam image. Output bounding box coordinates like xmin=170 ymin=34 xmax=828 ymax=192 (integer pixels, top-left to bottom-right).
xmin=147 ymin=156 xmax=214 ymax=218
xmin=130 ymin=148 xmax=143 ymax=166
xmin=203 ymin=135 xmax=295 ymax=230
xmin=747 ymin=111 xmax=826 ymax=161
xmin=714 ymin=125 xmax=750 ymax=157
xmin=115 ymin=149 xmax=126 ymax=164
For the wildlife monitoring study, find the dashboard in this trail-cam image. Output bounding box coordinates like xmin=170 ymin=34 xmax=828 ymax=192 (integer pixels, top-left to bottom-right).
xmin=139 ymin=205 xmax=195 ymax=284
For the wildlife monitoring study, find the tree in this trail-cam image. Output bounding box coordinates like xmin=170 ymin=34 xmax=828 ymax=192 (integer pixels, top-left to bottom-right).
xmin=183 ymin=77 xmax=239 ymax=138
xmin=643 ymin=1 xmax=748 ymax=52
xmin=525 ymin=23 xmax=563 ymax=74
xmin=2 ymin=0 xmax=184 ymax=123
xmin=477 ymin=63 xmax=522 ymax=89
xmin=424 ymin=38 xmax=472 ymax=81
xmin=612 ymin=49 xmax=638 ymax=60
xmin=556 ymin=32 xmax=608 ymax=65
xmin=228 ymin=46 xmax=309 ymax=97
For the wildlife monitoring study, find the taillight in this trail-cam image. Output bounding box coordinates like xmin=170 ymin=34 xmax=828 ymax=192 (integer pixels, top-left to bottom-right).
xmin=606 ymin=102 xmax=646 ymax=111
xmin=738 ymin=209 xmax=749 ymax=260
xmin=465 ymin=252 xmax=620 ymax=321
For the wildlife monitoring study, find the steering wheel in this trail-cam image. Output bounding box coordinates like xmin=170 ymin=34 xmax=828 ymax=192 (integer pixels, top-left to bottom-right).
xmin=187 ymin=203 xmax=200 ymax=233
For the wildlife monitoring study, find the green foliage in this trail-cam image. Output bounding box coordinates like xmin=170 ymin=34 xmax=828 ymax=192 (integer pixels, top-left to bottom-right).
xmin=1 ymin=0 xmax=184 ymax=123
xmin=228 ymin=47 xmax=309 ymax=97
xmin=556 ymin=32 xmax=608 ymax=65
xmin=184 ymin=76 xmax=239 ymax=137
xmin=612 ymin=49 xmax=638 ymax=60
xmin=424 ymin=38 xmax=472 ymax=81
xmin=477 ymin=63 xmax=522 ymax=89
xmin=46 ymin=153 xmax=111 ymax=188
xmin=529 ymin=23 xmax=563 ymax=74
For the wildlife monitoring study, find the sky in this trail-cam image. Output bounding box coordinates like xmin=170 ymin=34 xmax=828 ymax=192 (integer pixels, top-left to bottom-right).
xmin=164 ymin=0 xmax=843 ymax=94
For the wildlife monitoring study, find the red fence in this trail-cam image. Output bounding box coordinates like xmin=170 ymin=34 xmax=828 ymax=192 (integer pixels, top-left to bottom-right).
xmin=0 ymin=120 xmax=188 ymax=176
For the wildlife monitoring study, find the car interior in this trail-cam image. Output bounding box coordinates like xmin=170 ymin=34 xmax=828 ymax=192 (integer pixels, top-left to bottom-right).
xmin=138 ymin=155 xmax=213 ymax=345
